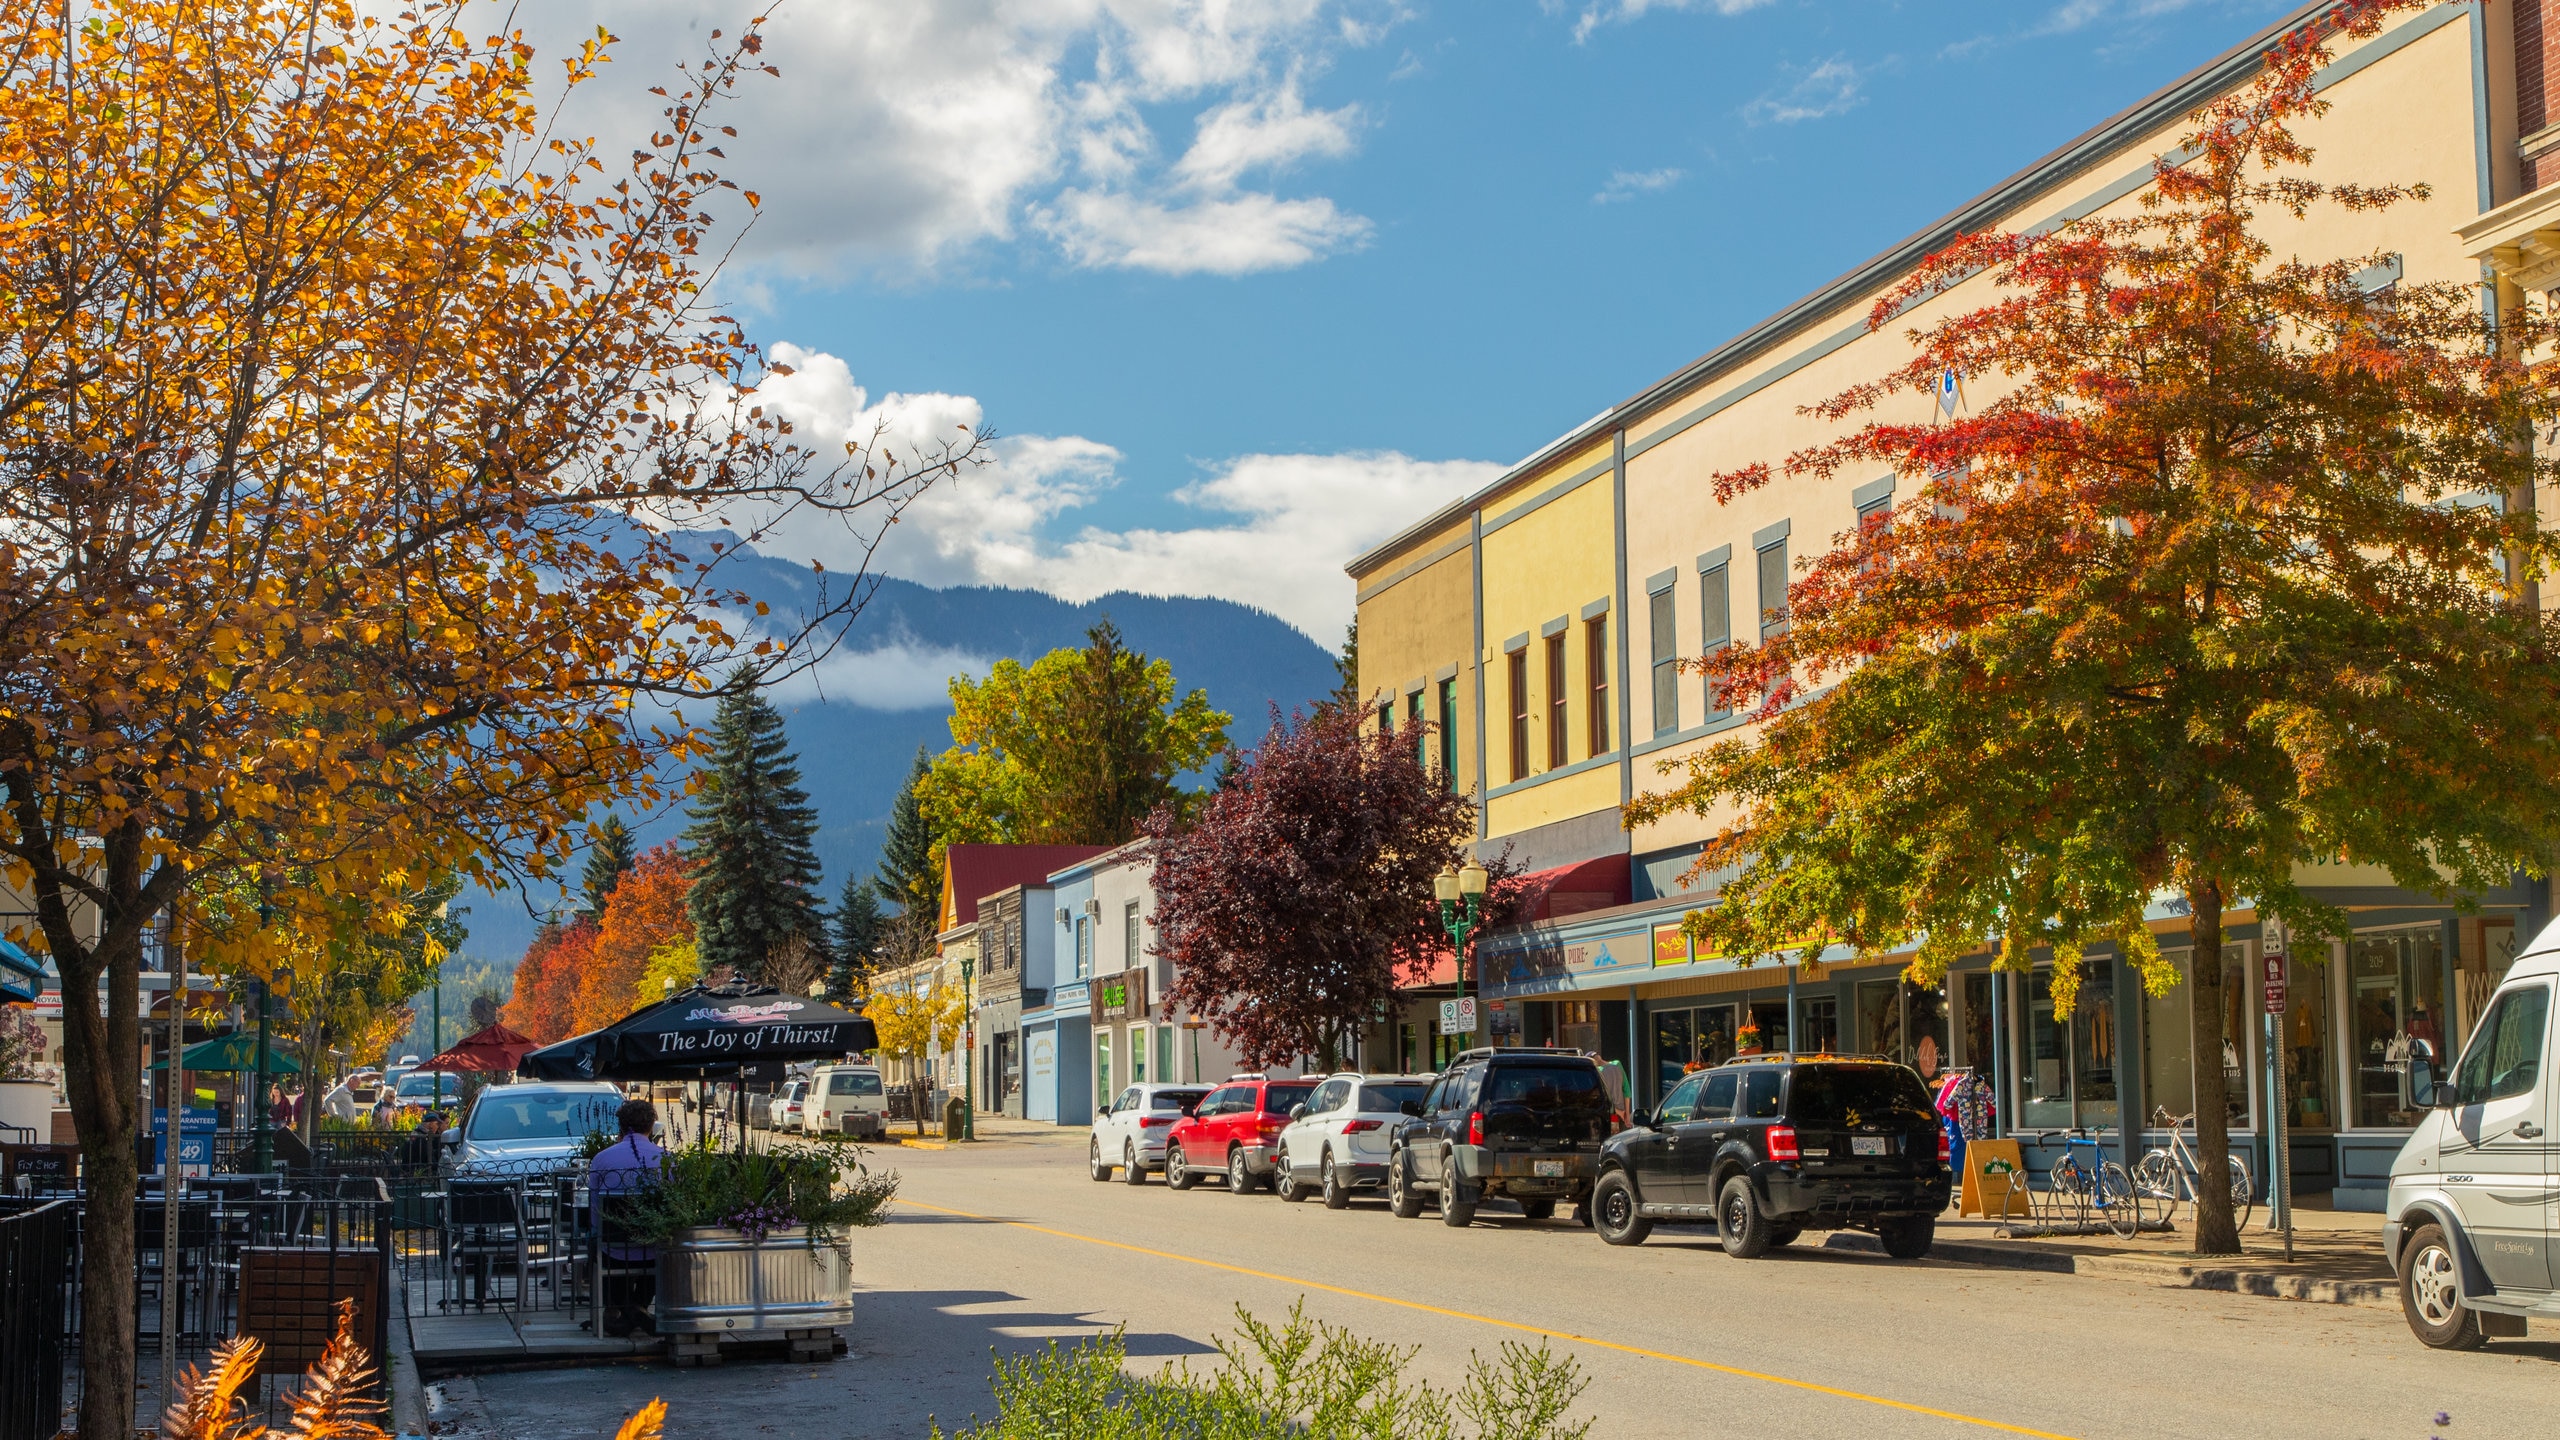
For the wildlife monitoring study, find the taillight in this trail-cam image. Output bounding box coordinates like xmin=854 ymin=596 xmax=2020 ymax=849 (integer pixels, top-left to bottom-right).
xmin=1766 ymin=1125 xmax=1801 ymax=1164
xmin=1141 ymin=1116 xmax=1171 ymax=1127
xmin=1467 ymin=1111 xmax=1484 ymax=1146
xmin=1341 ymin=1120 xmax=1381 ymax=1134
xmin=1937 ymin=1128 xmax=1951 ymax=1163
xmin=1259 ymin=1114 xmax=1286 ymax=1134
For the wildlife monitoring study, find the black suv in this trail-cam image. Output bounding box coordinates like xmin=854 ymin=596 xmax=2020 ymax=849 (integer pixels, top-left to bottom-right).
xmin=1387 ymin=1048 xmax=1616 ymax=1228
xmin=1591 ymin=1056 xmax=1948 ymax=1258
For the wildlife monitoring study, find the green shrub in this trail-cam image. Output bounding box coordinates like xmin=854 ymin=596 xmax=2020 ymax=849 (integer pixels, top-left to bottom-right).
xmin=929 ymin=1301 xmax=1591 ymax=1440
xmin=623 ymin=1138 xmax=896 ymax=1247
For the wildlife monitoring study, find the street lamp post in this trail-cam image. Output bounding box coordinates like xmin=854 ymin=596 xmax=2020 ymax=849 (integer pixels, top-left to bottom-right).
xmin=960 ymin=956 xmax=976 ymax=1142
xmin=1435 ymin=859 xmax=1490 ymax=1055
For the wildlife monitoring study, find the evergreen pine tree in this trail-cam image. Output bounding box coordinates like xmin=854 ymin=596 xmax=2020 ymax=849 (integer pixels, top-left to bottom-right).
xmin=874 ymin=746 xmax=941 ymax=967
xmin=828 ymin=875 xmax=884 ymax=1000
xmin=684 ymin=666 xmax=824 ymax=981
xmin=578 ymin=814 xmax=637 ymax=920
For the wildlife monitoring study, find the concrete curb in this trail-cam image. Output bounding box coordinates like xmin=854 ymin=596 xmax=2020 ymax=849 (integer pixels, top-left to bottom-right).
xmin=388 ymin=1278 xmax=431 ymax=1439
xmin=1821 ymin=1232 xmax=2397 ymax=1309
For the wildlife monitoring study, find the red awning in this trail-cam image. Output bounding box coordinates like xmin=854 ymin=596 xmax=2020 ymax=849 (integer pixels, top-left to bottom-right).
xmin=416 ymin=1022 xmax=540 ymax=1074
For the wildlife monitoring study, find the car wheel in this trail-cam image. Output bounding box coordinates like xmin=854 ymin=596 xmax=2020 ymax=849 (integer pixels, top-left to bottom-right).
xmin=1168 ymin=1144 xmax=1201 ymax=1191
xmin=1438 ymin=1149 xmax=1477 ymax=1228
xmin=1592 ymin=1172 xmax=1650 ymax=1247
xmin=1389 ymin=1150 xmax=1425 ymax=1219
xmin=2401 ymin=1223 xmax=2486 ymax=1350
xmin=1519 ymin=1198 xmax=1557 ymax=1222
xmin=1718 ymin=1176 xmax=1775 ymax=1259
xmin=1321 ymin=1152 xmax=1351 ymax=1210
xmin=1877 ymin=1216 xmax=1933 ymax=1260
xmin=1123 ymin=1144 xmax=1148 ymax=1186
xmin=1228 ymin=1145 xmax=1260 ymax=1195
xmin=1274 ymin=1147 xmax=1308 ymax=1203
xmin=1088 ymin=1139 xmax=1112 ymax=1182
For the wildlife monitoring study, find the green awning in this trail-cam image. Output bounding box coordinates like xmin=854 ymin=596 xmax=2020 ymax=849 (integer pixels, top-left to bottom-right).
xmin=150 ymin=1030 xmax=302 ymax=1074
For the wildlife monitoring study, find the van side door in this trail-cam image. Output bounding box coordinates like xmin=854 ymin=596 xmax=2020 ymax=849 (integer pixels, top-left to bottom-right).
xmin=2441 ymin=981 xmax=2555 ymax=1291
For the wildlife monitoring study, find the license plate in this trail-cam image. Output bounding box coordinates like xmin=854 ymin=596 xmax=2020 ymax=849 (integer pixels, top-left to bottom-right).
xmin=1533 ymin=1160 xmax=1566 ymax=1177
xmin=1851 ymin=1136 xmax=1889 ymax=1156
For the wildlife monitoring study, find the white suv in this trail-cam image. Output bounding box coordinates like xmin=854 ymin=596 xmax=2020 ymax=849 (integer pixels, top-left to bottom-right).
xmin=1271 ymin=1072 xmax=1434 ymax=1207
xmin=2388 ymin=923 xmax=2560 ymax=1349
xmin=1090 ymin=1083 xmax=1211 ymax=1185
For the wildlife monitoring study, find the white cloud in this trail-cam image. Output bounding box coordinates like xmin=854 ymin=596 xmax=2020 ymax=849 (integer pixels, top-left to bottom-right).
xmin=1567 ymin=0 xmax=1776 ymax=45
xmin=499 ymin=0 xmax=1398 ymax=280
xmin=1594 ymin=167 xmax=1685 ymax=203
xmin=1744 ymin=56 xmax=1872 ymax=125
xmin=770 ymin=640 xmax=996 ymax=710
xmin=745 ymin=346 xmax=1502 ymax=639
xmin=1037 ymin=189 xmax=1374 ymax=276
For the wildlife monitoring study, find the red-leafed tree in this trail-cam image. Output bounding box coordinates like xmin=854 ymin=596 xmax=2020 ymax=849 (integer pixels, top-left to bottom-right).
xmin=1627 ymin=0 xmax=2560 ymax=1256
xmin=576 ymin=844 xmax=697 ymax=1033
xmin=504 ymin=917 xmax=596 ymax=1044
xmin=1146 ymin=707 xmax=1519 ymax=1071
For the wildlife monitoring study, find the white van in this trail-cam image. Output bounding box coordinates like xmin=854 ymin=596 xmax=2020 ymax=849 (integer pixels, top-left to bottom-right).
xmin=2387 ymin=924 xmax=2560 ymax=1348
xmin=804 ymin=1063 xmax=888 ymax=1139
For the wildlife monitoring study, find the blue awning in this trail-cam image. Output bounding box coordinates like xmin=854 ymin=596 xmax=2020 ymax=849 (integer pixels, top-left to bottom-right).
xmin=0 ymin=938 xmax=42 ymax=1003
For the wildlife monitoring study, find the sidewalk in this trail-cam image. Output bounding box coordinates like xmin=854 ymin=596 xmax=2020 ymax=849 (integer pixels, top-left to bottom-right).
xmin=1827 ymin=1199 xmax=2397 ymax=1308
xmin=880 ymin=1113 xmax=1086 ymax=1149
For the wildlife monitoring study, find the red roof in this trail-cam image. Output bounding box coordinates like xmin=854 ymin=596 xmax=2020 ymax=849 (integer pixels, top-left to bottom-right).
xmin=941 ymin=844 xmax=1114 ymax=931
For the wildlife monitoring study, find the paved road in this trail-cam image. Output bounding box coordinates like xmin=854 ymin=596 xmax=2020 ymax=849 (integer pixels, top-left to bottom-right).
xmin=468 ymin=1130 xmax=2552 ymax=1440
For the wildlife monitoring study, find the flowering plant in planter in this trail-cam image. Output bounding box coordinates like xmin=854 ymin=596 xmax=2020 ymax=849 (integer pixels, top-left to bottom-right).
xmin=626 ymin=1138 xmax=896 ymax=1248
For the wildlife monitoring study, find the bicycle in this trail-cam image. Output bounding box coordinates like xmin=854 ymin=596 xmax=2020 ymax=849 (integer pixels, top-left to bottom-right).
xmin=2135 ymin=1106 xmax=2254 ymax=1232
xmin=2046 ymin=1128 xmax=2144 ymax=1239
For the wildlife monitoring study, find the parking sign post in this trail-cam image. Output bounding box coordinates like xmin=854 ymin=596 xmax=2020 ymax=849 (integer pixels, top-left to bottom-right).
xmin=2262 ymin=919 xmax=2292 ymax=1263
xmin=1433 ymin=860 xmax=1490 ymax=1052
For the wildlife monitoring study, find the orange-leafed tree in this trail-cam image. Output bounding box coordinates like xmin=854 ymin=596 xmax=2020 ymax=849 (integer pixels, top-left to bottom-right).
xmin=0 ymin=5 xmax=975 ymax=1431
xmin=1628 ymin=0 xmax=2560 ymax=1257
xmin=578 ymin=846 xmax=698 ymax=1033
xmin=506 ymin=917 xmax=600 ymax=1044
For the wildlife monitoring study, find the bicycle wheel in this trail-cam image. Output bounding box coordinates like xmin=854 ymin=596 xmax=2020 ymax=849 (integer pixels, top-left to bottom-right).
xmin=2227 ymin=1156 xmax=2256 ymax=1232
xmin=2097 ymin=1162 xmax=2143 ymax=1239
xmin=2133 ymin=1150 xmax=2180 ymax=1211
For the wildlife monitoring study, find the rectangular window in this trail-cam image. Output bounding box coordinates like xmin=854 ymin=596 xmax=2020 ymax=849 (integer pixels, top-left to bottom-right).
xmin=2143 ymin=948 xmax=2250 ymax=1129
xmin=1075 ymin=916 xmax=1091 ymax=979
xmin=1757 ymin=541 xmax=1789 ymax=638
xmin=1699 ymin=564 xmax=1731 ymax=722
xmin=1545 ymin=634 xmax=1568 ymax=770
xmin=1586 ymin=616 xmax=1609 ymax=758
xmin=1649 ymin=586 xmax=1678 ymax=738
xmin=1130 ymin=1026 xmax=1147 ymax=1084
xmin=1438 ymin=679 xmax=1459 ymax=790
xmin=1156 ymin=1024 xmax=1176 ymax=1086
xmin=2350 ymin=929 xmax=2450 ymax=1128
xmin=1124 ymin=900 xmax=1141 ymax=969
xmin=1507 ymin=649 xmax=1530 ymax=782
xmin=1378 ymin=700 xmax=1392 ymax=736
xmin=1408 ymin=690 xmax=1426 ymax=770
xmin=1095 ymin=1032 xmax=1111 ymax=1111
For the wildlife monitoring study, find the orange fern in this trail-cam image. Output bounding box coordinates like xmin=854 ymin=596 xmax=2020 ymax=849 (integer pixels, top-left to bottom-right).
xmin=613 ymin=1398 xmax=669 ymax=1440
xmin=276 ymin=1299 xmax=387 ymax=1440
xmin=159 ymin=1335 xmax=264 ymax=1440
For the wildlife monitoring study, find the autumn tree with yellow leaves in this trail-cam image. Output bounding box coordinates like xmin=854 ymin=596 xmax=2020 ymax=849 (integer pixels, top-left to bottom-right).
xmin=0 ymin=5 xmax=975 ymax=1432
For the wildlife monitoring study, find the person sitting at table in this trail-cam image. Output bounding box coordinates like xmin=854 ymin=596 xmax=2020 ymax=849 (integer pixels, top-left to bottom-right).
xmin=405 ymin=1108 xmax=451 ymax=1171
xmin=588 ymin=1099 xmax=666 ymax=1337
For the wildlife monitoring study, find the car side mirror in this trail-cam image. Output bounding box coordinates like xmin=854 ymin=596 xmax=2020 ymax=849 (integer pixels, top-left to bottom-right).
xmin=1400 ymin=1100 xmax=1424 ymax=1118
xmin=1629 ymin=1109 xmax=1653 ymax=1130
xmin=2408 ymin=1040 xmax=2452 ymax=1109
xmin=1288 ymin=1104 xmax=1305 ymax=1121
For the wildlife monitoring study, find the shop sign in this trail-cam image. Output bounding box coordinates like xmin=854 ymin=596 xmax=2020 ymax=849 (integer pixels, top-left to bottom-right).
xmin=1439 ymin=997 xmax=1478 ymax=1035
xmin=1565 ymin=934 xmax=1645 ymax=976
xmin=1489 ymin=939 xmax=1569 ymax=987
xmin=1652 ymin=922 xmax=1694 ymax=968
xmin=2263 ymin=952 xmax=2286 ymax=1015
xmin=1089 ymin=969 xmax=1148 ymax=1026
xmin=1029 ymin=1034 xmax=1054 ymax=1080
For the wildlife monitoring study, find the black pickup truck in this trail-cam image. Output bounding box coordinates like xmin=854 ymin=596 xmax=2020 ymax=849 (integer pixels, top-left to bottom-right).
xmin=1590 ymin=1056 xmax=1949 ymax=1258
xmin=1387 ymin=1048 xmax=1616 ymax=1228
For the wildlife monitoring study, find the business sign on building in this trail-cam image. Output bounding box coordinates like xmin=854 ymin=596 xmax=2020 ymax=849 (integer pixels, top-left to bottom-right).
xmin=1090 ymin=968 xmax=1149 ymax=1026
xmin=1653 ymin=923 xmax=1694 ymax=968
xmin=1565 ymin=934 xmax=1646 ymax=976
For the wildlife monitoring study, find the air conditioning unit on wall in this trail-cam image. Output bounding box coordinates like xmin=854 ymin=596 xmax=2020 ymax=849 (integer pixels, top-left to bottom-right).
xmin=1056 ymin=907 xmax=1073 ymax=929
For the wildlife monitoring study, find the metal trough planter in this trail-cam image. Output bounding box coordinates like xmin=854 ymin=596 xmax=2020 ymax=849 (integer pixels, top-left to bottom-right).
xmin=655 ymin=1226 xmax=854 ymax=1338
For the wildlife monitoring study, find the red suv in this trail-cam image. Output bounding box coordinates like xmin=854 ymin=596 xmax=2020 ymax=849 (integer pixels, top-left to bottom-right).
xmin=1164 ymin=1074 xmax=1319 ymax=1194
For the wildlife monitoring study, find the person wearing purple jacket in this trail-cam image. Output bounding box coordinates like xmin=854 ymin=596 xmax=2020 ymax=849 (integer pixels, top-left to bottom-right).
xmin=589 ymin=1098 xmax=666 ymax=1336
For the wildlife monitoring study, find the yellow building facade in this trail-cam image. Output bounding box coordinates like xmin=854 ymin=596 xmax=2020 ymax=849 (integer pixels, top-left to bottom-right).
xmin=1349 ymin=1 xmax=2548 ymax=1209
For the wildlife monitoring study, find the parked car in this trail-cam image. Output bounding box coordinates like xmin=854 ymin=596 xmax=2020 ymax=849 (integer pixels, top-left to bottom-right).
xmin=1271 ymin=1072 xmax=1432 ymax=1207
xmin=390 ymin=1068 xmax=460 ymax=1113
xmin=768 ymin=1079 xmax=809 ymax=1131
xmin=1591 ymin=1055 xmax=1948 ymax=1258
xmin=1164 ymin=1074 xmax=1320 ymax=1193
xmin=1090 ymin=1083 xmax=1212 ymax=1184
xmin=804 ymin=1062 xmax=889 ymax=1139
xmin=453 ymin=1080 xmax=625 ymax=1173
xmin=1387 ymin=1049 xmax=1614 ymax=1227
xmin=2387 ymin=931 xmax=2560 ymax=1349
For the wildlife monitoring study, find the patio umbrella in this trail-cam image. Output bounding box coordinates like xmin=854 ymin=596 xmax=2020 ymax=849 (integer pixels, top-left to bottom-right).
xmin=148 ymin=1030 xmax=301 ymax=1074
xmin=517 ymin=986 xmax=878 ymax=1083
xmin=416 ymin=1022 xmax=539 ymax=1074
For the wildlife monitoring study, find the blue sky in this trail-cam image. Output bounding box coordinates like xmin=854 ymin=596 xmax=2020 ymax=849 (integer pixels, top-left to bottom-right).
xmin=528 ymin=1 xmax=2303 ymax=643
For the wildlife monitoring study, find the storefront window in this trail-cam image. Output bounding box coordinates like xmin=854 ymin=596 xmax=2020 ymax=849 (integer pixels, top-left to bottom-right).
xmin=1095 ymin=1032 xmax=1111 ymax=1109
xmin=1795 ymin=996 xmax=1838 ymax=1054
xmin=1652 ymin=1010 xmax=1691 ymax=1098
xmin=1130 ymin=1026 xmax=1148 ymax=1085
xmin=2351 ymin=929 xmax=2449 ymax=1128
xmin=1855 ymin=979 xmax=1899 ymax=1062
xmin=1156 ymin=1026 xmax=1175 ymax=1087
xmin=2280 ymin=955 xmax=2334 ymax=1130
xmin=2143 ymin=947 xmax=2249 ymax=1129
xmin=1854 ymin=978 xmax=1952 ymax=1082
xmin=1960 ymin=972 xmax=1996 ymax=1072
xmin=2024 ymin=964 xmax=2121 ymax=1129
xmin=1556 ymin=1000 xmax=1602 ymax=1056
xmin=2074 ymin=962 xmax=2119 ymax=1130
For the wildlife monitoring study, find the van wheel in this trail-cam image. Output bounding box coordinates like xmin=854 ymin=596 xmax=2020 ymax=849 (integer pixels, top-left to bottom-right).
xmin=2401 ymin=1224 xmax=2486 ymax=1350
xmin=1389 ymin=1151 xmax=1425 ymax=1219
xmin=1718 ymin=1176 xmax=1775 ymax=1259
xmin=1088 ymin=1140 xmax=1112 ymax=1182
xmin=1321 ymin=1153 xmax=1351 ymax=1210
xmin=1168 ymin=1144 xmax=1202 ymax=1190
xmin=1592 ymin=1172 xmax=1650 ymax=1247
xmin=1123 ymin=1144 xmax=1147 ymax=1186
xmin=1877 ymin=1216 xmax=1934 ymax=1259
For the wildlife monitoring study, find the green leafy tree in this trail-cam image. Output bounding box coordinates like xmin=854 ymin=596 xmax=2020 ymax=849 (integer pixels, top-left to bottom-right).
xmin=684 ymin=667 xmax=825 ymax=982
xmin=580 ymin=816 xmax=638 ymax=921
xmin=1626 ymin=1 xmax=2560 ymax=1258
xmin=830 ymin=875 xmax=885 ymax=1000
xmin=921 ymin=619 xmax=1230 ymax=850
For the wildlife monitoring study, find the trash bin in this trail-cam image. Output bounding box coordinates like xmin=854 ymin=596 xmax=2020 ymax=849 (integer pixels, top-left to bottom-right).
xmin=941 ymin=1096 xmax=966 ymax=1141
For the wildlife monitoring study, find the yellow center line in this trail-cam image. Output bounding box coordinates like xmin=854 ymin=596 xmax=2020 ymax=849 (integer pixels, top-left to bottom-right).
xmin=897 ymin=1197 xmax=2079 ymax=1440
